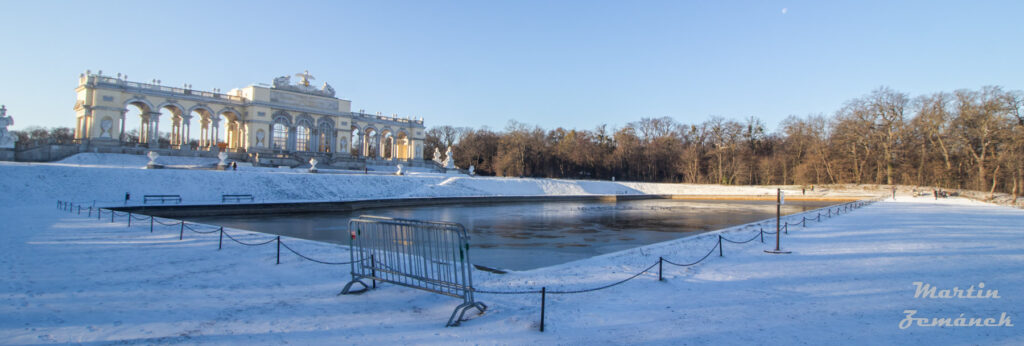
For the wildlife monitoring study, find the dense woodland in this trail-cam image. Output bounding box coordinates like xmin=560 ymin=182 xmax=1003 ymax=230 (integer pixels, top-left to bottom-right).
xmin=424 ymin=86 xmax=1024 ymax=200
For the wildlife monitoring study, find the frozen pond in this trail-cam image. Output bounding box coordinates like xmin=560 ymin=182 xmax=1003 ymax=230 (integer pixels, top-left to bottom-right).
xmin=185 ymin=199 xmax=837 ymax=270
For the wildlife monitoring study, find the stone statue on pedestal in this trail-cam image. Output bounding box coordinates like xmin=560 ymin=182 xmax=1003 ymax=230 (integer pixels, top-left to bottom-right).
xmin=145 ymin=151 xmax=163 ymax=169
xmin=309 ymin=158 xmax=319 ymax=173
xmin=217 ymin=151 xmax=229 ymax=170
xmin=0 ymin=105 xmax=16 ymax=149
xmin=432 ymin=147 xmax=442 ymax=164
xmin=443 ymin=146 xmax=456 ymax=169
xmin=468 ymin=164 xmax=475 ymax=176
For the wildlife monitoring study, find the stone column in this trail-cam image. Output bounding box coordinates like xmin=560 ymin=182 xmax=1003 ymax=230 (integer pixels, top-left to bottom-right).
xmin=288 ymin=126 xmax=296 ymax=152
xmin=182 ymin=115 xmax=192 ymax=150
xmin=210 ymin=117 xmax=220 ymax=151
xmin=148 ymin=112 xmax=161 ymax=146
xmin=119 ymin=110 xmax=127 ymax=143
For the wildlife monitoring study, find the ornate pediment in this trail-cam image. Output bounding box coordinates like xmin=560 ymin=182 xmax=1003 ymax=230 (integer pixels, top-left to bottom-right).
xmin=271 ymin=71 xmax=336 ymax=98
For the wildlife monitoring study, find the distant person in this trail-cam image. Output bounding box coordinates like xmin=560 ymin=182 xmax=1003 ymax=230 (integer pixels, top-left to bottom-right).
xmin=232 ymin=161 xmax=237 ymax=171
xmin=124 ymin=192 xmax=130 ymax=205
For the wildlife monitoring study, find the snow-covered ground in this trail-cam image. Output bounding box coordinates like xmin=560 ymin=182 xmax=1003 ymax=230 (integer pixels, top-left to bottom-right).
xmin=1 ymin=154 xmax=1021 ymax=344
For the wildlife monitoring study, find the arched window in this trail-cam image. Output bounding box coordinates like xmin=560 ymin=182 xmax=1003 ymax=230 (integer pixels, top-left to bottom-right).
xmin=317 ymin=122 xmax=332 ymax=152
xmin=296 ymin=124 xmax=310 ymax=152
xmin=272 ymin=123 xmax=288 ymax=150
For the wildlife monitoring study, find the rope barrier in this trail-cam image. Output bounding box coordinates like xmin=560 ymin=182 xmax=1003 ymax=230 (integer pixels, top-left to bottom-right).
xmin=183 ymin=223 xmax=221 ymax=234
xmin=278 ymin=240 xmax=356 ymax=265
xmin=153 ymin=218 xmax=182 ymax=226
xmin=663 ymin=241 xmax=720 ymax=267
xmin=221 ymin=231 xmax=277 ymax=246
xmin=547 ymin=262 xmax=660 ymax=294
xmin=720 ymin=231 xmax=761 ymax=244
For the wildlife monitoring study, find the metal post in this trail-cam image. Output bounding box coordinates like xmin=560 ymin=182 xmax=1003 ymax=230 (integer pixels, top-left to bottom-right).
xmin=88 ymin=207 xmax=92 ymax=217
xmin=179 ymin=221 xmax=184 ymax=240
xmin=111 ymin=210 xmax=115 ymax=223
xmin=371 ymin=254 xmax=376 ymax=289
xmin=540 ymin=286 xmax=546 ymax=332
xmin=128 ymin=212 xmax=132 ymax=227
xmin=218 ymin=227 xmax=223 ymax=250
xmin=760 ymin=227 xmax=764 ymax=243
xmin=776 ymin=189 xmax=781 ymax=250
xmin=276 ymin=236 xmax=281 ymax=264
xmin=150 ymin=216 xmax=154 ymax=233
xmin=658 ymin=257 xmax=663 ymax=281
xmin=718 ymin=235 xmax=723 ymax=257
xmin=78 ymin=206 xmax=81 ymax=215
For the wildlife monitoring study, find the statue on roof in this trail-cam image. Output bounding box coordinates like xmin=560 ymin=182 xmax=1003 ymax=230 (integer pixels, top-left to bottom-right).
xmin=271 ymin=71 xmax=336 ymax=97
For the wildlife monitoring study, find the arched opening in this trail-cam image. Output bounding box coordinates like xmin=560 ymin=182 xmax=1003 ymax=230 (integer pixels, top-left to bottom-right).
xmin=364 ymin=127 xmax=379 ymax=158
xmin=395 ymin=131 xmax=410 ymax=160
xmin=188 ymin=107 xmax=214 ymax=150
xmin=350 ymin=126 xmax=361 ymax=156
xmin=155 ymin=104 xmax=183 ymax=149
xmin=219 ymin=110 xmax=241 ymax=151
xmin=123 ymin=100 xmax=150 ymax=144
xmin=295 ymin=123 xmax=310 ymax=152
xmin=317 ymin=120 xmax=333 ymax=153
xmin=272 ymin=122 xmax=289 ymax=150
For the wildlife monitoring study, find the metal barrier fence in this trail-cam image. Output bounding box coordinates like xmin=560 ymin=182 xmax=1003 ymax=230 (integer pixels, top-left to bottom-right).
xmin=341 ymin=215 xmax=487 ymax=327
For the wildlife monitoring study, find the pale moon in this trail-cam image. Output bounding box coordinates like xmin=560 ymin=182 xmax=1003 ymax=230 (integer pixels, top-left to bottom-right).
xmin=781 ymin=8 xmax=788 ymax=15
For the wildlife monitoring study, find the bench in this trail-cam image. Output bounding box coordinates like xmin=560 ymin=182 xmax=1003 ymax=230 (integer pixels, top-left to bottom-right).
xmin=222 ymin=194 xmax=255 ymax=203
xmin=143 ymin=194 xmax=181 ymax=204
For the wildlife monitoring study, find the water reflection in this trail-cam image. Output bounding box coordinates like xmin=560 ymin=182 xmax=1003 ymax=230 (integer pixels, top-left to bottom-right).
xmin=185 ymin=199 xmax=836 ymax=270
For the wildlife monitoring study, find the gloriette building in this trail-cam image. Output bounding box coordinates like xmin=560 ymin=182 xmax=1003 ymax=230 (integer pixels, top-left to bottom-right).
xmin=70 ymin=70 xmax=427 ymax=167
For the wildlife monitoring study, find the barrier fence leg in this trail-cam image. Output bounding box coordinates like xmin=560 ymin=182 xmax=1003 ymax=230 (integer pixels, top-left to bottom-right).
xmin=218 ymin=227 xmax=223 ymax=250
xmin=150 ymin=217 xmax=154 ymax=233
xmin=78 ymin=206 xmax=81 ymax=215
xmin=658 ymin=257 xmax=663 ymax=281
xmin=276 ymin=236 xmax=281 ymax=265
xmin=784 ymin=222 xmax=788 ymax=234
xmin=179 ymin=222 xmax=184 ymax=240
xmin=760 ymin=228 xmax=764 ymax=243
xmin=718 ymin=235 xmax=723 ymax=257
xmin=111 ymin=210 xmax=114 ymax=223
xmin=88 ymin=207 xmax=92 ymax=217
xmin=540 ymin=287 xmax=546 ymax=332
xmin=127 ymin=212 xmax=131 ymax=227
xmin=371 ymin=254 xmax=376 ymax=289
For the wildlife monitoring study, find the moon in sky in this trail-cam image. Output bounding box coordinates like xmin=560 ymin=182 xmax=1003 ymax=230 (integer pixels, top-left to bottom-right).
xmin=781 ymin=8 xmax=788 ymax=15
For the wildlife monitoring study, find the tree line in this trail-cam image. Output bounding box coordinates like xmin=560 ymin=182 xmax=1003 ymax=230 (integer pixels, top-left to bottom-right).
xmin=424 ymin=86 xmax=1024 ymax=200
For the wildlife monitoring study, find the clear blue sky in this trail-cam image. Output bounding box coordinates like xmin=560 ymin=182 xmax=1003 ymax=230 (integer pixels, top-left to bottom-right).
xmin=2 ymin=0 xmax=1022 ymax=133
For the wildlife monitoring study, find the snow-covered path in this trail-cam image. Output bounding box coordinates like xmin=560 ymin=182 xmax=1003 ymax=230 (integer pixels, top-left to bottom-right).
xmin=0 ymin=158 xmax=1021 ymax=344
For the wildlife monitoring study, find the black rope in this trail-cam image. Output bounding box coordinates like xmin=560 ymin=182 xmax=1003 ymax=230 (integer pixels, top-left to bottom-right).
xmin=473 ymin=287 xmax=543 ymax=295
xmin=153 ymin=218 xmax=181 ymax=226
xmin=183 ymin=224 xmax=221 ymax=235
xmin=131 ymin=214 xmax=151 ymax=221
xmin=720 ymin=231 xmax=761 ymax=244
xmin=547 ymin=262 xmax=659 ymax=294
xmin=222 ymin=231 xmax=276 ymax=246
xmin=663 ymin=241 xmax=720 ymax=267
xmin=278 ymin=240 xmax=356 ymax=265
